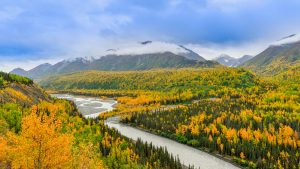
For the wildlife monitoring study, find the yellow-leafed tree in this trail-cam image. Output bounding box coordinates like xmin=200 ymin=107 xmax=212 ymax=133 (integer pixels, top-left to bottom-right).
xmin=3 ymin=108 xmax=73 ymax=169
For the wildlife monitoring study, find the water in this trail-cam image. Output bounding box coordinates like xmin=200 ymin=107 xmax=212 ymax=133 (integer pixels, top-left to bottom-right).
xmin=52 ymin=94 xmax=240 ymax=169
xmin=51 ymin=94 xmax=117 ymax=118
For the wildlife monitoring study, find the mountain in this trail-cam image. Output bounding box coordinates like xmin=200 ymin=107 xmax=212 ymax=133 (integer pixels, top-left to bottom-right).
xmin=238 ymin=55 xmax=253 ymax=65
xmin=215 ymin=54 xmax=253 ymax=67
xmin=88 ymin=52 xmax=214 ymax=71
xmin=10 ymin=68 xmax=27 ymax=77
xmin=10 ymin=63 xmax=52 ymax=80
xmin=11 ymin=41 xmax=218 ymax=79
xmin=241 ymin=34 xmax=300 ymax=75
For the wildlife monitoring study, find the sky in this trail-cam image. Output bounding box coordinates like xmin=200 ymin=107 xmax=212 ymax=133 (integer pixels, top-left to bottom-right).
xmin=1 ymin=0 xmax=300 ymax=72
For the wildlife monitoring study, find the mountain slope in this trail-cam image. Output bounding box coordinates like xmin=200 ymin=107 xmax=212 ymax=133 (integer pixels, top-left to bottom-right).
xmin=10 ymin=63 xmax=52 ymax=80
xmin=10 ymin=42 xmax=218 ymax=79
xmin=241 ymin=42 xmax=300 ymax=75
xmin=89 ymin=52 xmax=215 ymax=70
xmin=238 ymin=55 xmax=253 ymax=65
xmin=241 ymin=38 xmax=300 ymax=75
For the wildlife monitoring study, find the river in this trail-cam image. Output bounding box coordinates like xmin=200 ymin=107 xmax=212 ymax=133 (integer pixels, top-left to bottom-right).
xmin=52 ymin=94 xmax=240 ymax=169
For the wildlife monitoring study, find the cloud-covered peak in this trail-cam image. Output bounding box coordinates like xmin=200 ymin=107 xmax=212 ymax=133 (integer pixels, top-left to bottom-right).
xmin=104 ymin=41 xmax=204 ymax=60
xmin=271 ymin=34 xmax=300 ymax=46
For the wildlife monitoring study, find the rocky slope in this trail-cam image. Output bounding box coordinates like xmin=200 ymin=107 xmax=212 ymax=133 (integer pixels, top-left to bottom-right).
xmin=0 ymin=72 xmax=50 ymax=106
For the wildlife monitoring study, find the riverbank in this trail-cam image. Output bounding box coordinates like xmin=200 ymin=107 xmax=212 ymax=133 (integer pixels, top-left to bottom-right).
xmin=122 ymin=120 xmax=244 ymax=169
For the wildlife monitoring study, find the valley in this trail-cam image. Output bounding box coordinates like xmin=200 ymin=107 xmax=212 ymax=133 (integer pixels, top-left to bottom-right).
xmin=1 ymin=36 xmax=300 ymax=169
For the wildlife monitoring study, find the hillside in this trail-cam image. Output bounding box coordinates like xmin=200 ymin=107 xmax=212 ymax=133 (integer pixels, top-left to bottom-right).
xmin=40 ymin=68 xmax=258 ymax=92
xmin=0 ymin=72 xmax=50 ymax=105
xmin=241 ymin=35 xmax=300 ymax=75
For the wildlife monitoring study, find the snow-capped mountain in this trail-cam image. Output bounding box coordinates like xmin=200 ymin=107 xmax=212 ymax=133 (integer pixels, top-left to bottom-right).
xmin=215 ymin=54 xmax=253 ymax=67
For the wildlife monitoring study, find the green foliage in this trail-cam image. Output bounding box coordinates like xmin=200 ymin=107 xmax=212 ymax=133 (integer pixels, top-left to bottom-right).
xmin=187 ymin=139 xmax=200 ymax=147
xmin=0 ymin=76 xmax=4 ymax=87
xmin=0 ymin=104 xmax=23 ymax=133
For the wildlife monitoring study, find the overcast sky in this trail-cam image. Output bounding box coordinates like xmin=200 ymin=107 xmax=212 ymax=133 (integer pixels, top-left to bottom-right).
xmin=1 ymin=0 xmax=300 ymax=72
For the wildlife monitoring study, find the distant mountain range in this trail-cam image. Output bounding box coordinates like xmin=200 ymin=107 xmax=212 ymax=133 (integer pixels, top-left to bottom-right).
xmin=11 ymin=34 xmax=300 ymax=78
xmin=11 ymin=41 xmax=219 ymax=79
xmin=215 ymin=54 xmax=253 ymax=67
xmin=241 ymin=34 xmax=300 ymax=75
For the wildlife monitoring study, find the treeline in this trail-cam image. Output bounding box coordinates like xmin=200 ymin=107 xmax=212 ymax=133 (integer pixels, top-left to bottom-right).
xmin=0 ymin=72 xmax=33 ymax=87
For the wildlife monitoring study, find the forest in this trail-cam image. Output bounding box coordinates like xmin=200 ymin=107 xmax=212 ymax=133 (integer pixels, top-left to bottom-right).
xmin=41 ymin=68 xmax=264 ymax=117
xmin=122 ymin=68 xmax=300 ymax=168
xmin=40 ymin=67 xmax=300 ymax=168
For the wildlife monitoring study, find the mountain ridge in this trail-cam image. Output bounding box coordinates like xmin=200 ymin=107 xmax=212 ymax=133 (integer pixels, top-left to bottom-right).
xmin=11 ymin=42 xmax=219 ymax=79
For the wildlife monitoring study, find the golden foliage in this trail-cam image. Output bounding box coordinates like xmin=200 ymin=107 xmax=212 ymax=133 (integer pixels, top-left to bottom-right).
xmin=3 ymin=109 xmax=73 ymax=169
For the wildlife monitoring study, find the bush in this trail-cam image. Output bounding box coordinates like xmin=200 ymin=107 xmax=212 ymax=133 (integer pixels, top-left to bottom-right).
xmin=187 ymin=139 xmax=200 ymax=147
xmin=175 ymin=134 xmax=188 ymax=144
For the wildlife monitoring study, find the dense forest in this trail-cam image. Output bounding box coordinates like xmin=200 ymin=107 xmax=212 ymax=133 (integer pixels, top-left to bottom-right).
xmin=122 ymin=68 xmax=300 ymax=168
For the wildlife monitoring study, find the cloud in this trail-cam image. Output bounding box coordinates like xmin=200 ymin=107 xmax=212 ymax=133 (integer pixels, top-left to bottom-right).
xmin=0 ymin=6 xmax=23 ymax=21
xmin=0 ymin=0 xmax=300 ymax=71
